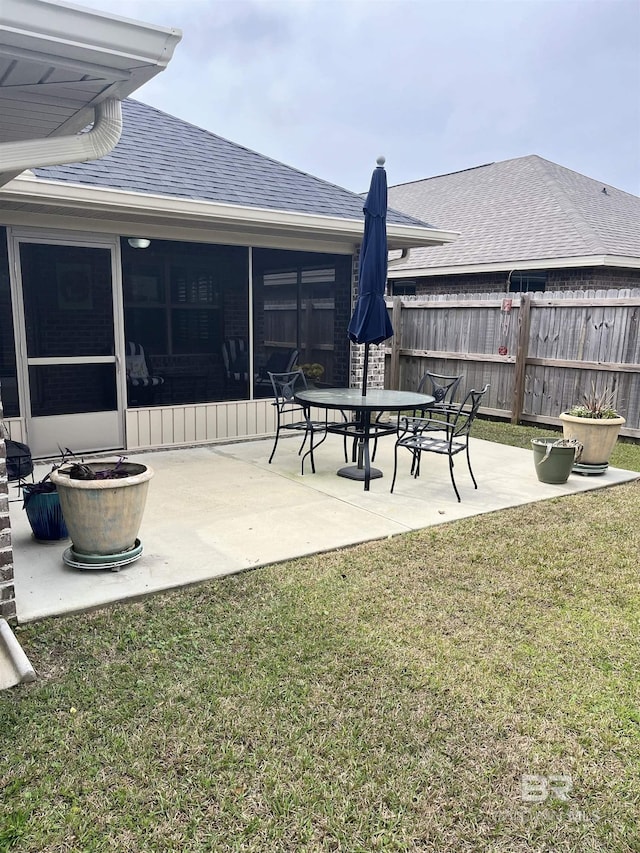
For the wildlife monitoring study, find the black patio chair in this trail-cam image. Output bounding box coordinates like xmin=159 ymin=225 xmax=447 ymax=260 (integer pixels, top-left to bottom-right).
xmin=390 ymin=384 xmax=490 ymax=501
xmin=418 ymin=371 xmax=463 ymax=408
xmin=268 ymin=370 xmax=327 ymax=472
xmin=401 ymin=370 xmax=464 ymax=437
xmin=255 ymin=348 xmax=300 ymax=393
xmin=1 ymin=422 xmax=34 ymax=502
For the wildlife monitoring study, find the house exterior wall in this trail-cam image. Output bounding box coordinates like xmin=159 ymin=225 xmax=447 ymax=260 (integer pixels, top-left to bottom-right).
xmin=1 ymin=226 xmax=361 ymax=453
xmin=391 ymin=266 xmax=640 ymax=296
xmin=0 ymin=392 xmax=15 ymax=622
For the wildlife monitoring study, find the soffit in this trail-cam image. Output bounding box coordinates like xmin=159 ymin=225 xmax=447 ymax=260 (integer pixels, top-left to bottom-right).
xmin=0 ymin=0 xmax=181 ymax=180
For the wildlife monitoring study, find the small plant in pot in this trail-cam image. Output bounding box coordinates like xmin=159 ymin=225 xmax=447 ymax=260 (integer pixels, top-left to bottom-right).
xmin=559 ymin=384 xmax=625 ymax=475
xmin=531 ymin=437 xmax=583 ymax=485
xmin=50 ymin=457 xmax=154 ymax=570
xmin=22 ymin=451 xmax=74 ymax=542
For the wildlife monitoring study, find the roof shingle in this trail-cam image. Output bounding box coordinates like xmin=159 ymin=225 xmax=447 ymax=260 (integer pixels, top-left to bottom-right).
xmin=387 ymin=155 xmax=640 ymax=271
xmin=34 ymin=99 xmax=430 ymax=229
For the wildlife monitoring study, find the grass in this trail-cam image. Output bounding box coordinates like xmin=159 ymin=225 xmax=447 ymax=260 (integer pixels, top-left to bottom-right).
xmin=1 ymin=422 xmax=639 ymax=852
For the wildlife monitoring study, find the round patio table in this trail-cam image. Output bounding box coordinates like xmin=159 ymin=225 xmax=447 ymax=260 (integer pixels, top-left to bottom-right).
xmin=294 ymin=388 xmax=435 ymax=491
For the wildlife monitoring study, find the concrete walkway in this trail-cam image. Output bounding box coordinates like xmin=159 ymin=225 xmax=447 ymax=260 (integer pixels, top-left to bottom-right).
xmin=9 ymin=435 xmax=638 ymax=623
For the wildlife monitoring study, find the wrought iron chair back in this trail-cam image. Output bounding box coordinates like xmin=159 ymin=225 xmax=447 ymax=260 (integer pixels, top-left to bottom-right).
xmin=418 ymin=370 xmax=462 ymax=408
xmin=403 ymin=371 xmax=463 ymax=436
xmin=417 ymin=371 xmax=462 ymax=406
xmin=267 ymin=370 xmax=326 ymax=472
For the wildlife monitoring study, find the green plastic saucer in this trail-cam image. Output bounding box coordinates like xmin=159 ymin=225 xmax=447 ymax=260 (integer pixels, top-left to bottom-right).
xmin=62 ymin=539 xmax=143 ymax=571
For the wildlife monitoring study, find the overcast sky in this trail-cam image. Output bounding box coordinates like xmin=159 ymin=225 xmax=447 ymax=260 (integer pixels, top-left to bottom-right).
xmin=80 ymin=0 xmax=639 ymax=196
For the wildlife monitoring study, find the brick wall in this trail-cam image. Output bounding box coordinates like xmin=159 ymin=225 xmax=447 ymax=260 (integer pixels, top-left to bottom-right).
xmin=0 ymin=391 xmax=15 ymax=622
xmin=348 ymin=248 xmax=385 ymax=391
xmin=395 ymin=266 xmax=640 ymax=296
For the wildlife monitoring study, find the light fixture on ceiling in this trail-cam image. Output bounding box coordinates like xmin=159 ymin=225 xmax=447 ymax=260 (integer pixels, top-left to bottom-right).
xmin=127 ymin=237 xmax=151 ymax=249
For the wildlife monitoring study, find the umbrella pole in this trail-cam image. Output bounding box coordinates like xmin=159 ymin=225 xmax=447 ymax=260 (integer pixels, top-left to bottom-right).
xmin=362 ymin=343 xmax=369 ymax=397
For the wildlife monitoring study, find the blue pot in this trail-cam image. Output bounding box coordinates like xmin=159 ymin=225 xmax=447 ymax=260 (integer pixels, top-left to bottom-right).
xmin=23 ymin=489 xmax=69 ymax=541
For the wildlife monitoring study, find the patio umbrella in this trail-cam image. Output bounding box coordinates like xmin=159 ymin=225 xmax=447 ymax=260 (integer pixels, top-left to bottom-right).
xmin=347 ymin=156 xmax=393 ymax=396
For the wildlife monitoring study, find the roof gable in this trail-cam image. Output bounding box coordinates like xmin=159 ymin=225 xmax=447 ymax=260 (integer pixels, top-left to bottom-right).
xmin=33 ymin=99 xmax=428 ymax=228
xmin=387 ymin=155 xmax=640 ymax=273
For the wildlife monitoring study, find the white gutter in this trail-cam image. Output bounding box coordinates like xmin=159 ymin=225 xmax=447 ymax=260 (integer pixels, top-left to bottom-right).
xmin=0 ymin=175 xmax=460 ymax=250
xmin=0 ymin=99 xmax=122 ymax=172
xmin=2 ymin=0 xmax=181 ymax=78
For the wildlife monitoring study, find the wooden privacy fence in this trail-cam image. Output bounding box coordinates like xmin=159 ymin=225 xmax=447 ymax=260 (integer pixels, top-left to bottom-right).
xmin=385 ymin=290 xmax=640 ymax=438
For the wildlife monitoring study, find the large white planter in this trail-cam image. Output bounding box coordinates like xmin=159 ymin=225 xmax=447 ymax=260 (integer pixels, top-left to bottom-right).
xmin=559 ymin=413 xmax=625 ymax=471
xmin=51 ymin=461 xmax=153 ymax=558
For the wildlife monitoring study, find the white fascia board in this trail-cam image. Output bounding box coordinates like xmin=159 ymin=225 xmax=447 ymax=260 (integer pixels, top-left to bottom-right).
xmin=2 ymin=0 xmax=182 ymax=78
xmin=387 ymin=255 xmax=640 ymax=278
xmin=0 ymin=176 xmax=459 ymax=249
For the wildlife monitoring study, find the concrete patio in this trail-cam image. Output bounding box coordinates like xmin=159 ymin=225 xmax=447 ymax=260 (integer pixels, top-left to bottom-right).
xmin=9 ymin=434 xmax=638 ymax=624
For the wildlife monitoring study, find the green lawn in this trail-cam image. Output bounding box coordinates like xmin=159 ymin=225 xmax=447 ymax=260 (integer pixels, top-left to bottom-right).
xmin=2 ymin=423 xmax=639 ymax=852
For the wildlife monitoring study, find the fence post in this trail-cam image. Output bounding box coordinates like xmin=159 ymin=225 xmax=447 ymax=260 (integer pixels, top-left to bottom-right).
xmin=512 ymin=294 xmax=531 ymax=424
xmin=389 ymin=297 xmax=402 ymax=390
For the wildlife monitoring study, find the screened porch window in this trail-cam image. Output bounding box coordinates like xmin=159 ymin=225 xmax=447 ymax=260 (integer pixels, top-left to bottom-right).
xmin=122 ymin=239 xmax=249 ymax=406
xmin=252 ymin=249 xmax=352 ymax=393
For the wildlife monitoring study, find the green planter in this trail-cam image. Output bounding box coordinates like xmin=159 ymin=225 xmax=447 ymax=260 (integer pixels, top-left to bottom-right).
xmin=531 ymin=438 xmax=581 ymax=485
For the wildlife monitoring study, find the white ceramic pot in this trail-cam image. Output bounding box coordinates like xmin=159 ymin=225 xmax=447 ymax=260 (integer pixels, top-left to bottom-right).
xmin=51 ymin=461 xmax=153 ymax=556
xmin=558 ymin=413 xmax=625 ymax=467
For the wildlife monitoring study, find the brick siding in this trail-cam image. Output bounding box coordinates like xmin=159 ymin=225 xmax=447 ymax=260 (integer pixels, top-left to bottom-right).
xmin=348 ymin=248 xmax=386 ymax=391
xmin=393 ymin=266 xmax=640 ymax=296
xmin=0 ymin=390 xmax=15 ymax=622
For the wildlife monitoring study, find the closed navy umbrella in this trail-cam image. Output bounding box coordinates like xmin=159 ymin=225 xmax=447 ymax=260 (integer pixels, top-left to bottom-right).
xmin=348 ymin=156 xmax=393 ymax=396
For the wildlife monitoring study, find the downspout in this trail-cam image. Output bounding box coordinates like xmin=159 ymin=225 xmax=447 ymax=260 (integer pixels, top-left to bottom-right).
xmin=0 ymin=98 xmax=122 ymax=172
xmin=388 ymin=248 xmax=411 ymax=266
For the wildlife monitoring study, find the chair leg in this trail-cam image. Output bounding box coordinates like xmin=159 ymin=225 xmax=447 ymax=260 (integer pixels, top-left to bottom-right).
xmin=268 ymin=412 xmax=282 ymax=464
xmin=301 ymin=431 xmax=317 ymax=475
xmin=466 ymin=442 xmax=478 ymax=489
xmin=413 ymin=449 xmax=422 ymax=479
xmin=448 ymin=455 xmax=461 ymax=502
xmin=268 ymin=428 xmax=280 ymax=464
xmin=297 ymin=429 xmax=309 ymax=456
xmin=390 ymin=442 xmax=400 ymax=493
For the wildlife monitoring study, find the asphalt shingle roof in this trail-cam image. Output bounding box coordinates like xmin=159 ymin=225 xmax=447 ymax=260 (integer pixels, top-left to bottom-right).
xmin=387 ymin=155 xmax=640 ymax=271
xmin=33 ymin=99 xmax=430 ymax=229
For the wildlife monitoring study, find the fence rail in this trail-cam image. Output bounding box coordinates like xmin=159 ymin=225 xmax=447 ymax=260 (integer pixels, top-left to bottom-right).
xmin=385 ymin=290 xmax=640 ymax=438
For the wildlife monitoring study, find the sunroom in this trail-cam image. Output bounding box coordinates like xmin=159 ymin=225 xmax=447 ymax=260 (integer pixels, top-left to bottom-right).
xmin=0 ymin=6 xmax=455 ymax=459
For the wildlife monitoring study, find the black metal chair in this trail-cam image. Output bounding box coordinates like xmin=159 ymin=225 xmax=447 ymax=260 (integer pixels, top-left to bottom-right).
xmin=1 ymin=422 xmax=34 ymax=503
xmin=326 ymin=411 xmax=397 ymax=464
xmin=267 ymin=370 xmax=326 ymax=472
xmin=417 ymin=371 xmax=463 ymax=406
xmin=390 ymin=384 xmax=490 ymax=501
xmin=401 ymin=370 xmax=464 ymax=439
xmin=255 ymin=348 xmax=300 ymax=393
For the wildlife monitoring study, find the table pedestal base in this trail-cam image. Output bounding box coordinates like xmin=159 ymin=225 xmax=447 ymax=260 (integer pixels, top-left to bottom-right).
xmin=337 ymin=465 xmax=383 ymax=482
